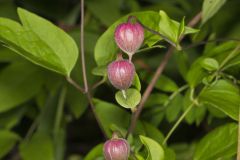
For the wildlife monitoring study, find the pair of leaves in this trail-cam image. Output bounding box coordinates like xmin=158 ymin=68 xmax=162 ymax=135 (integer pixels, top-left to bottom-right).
xmin=158 ymin=11 xmax=198 ymax=49
xmin=0 ymin=8 xmax=78 ymax=76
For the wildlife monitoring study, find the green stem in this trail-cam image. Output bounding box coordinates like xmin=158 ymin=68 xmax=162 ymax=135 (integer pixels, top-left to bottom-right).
xmin=24 ymin=118 xmax=39 ymax=141
xmin=163 ymin=102 xmax=195 ymax=145
xmin=91 ymin=76 xmax=107 ymax=90
xmin=164 ymin=85 xmax=189 ymax=107
xmin=138 ymin=20 xmax=177 ymax=48
xmin=136 ymin=45 xmax=164 ymax=53
xmin=54 ymin=87 xmax=67 ymax=135
xmin=122 ymin=90 xmax=127 ymax=99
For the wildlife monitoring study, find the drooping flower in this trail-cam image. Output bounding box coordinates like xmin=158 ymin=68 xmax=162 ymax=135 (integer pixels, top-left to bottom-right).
xmin=107 ymin=54 xmax=135 ymax=90
xmin=114 ymin=16 xmax=144 ymax=60
xmin=103 ymin=133 xmax=130 ymax=160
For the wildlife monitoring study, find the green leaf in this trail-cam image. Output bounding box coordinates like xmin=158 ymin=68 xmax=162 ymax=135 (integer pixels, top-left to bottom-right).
xmin=94 ymin=99 xmax=130 ymax=137
xmin=94 ymin=11 xmax=160 ymax=66
xmin=206 ymin=103 xmax=227 ymax=118
xmin=134 ymin=154 xmax=145 ymax=160
xmin=145 ymin=93 xmax=168 ymax=108
xmin=199 ymin=80 xmax=240 ymax=121
xmin=201 ymin=58 xmax=219 ymax=71
xmin=94 ymin=99 xmax=144 ymax=137
xmin=174 ymin=51 xmax=189 ymax=80
xmin=184 ymin=89 xmax=206 ymax=125
xmin=132 ymin=73 xmax=141 ymax=91
xmin=0 ymin=107 xmax=26 ymax=129
xmin=194 ymin=123 xmax=238 ymax=160
xmin=166 ymin=94 xmax=183 ymax=122
xmin=86 ymin=0 xmax=123 ymax=26
xmin=171 ymin=143 xmax=196 ymax=160
xmin=37 ymin=88 xmax=63 ymax=134
xmin=186 ymin=58 xmax=208 ymax=87
xmin=0 ymin=46 xmax=21 ymax=62
xmin=202 ymin=0 xmax=227 ymax=25
xmin=92 ymin=65 xmax=107 ymax=77
xmin=203 ymin=41 xmax=237 ymax=57
xmin=140 ymin=135 xmax=164 ymax=160
xmin=66 ymin=84 xmax=88 ymax=118
xmin=164 ymin=148 xmax=176 ymax=160
xmin=84 ymin=144 xmax=104 ymax=160
xmin=178 ymin=17 xmax=185 ymax=39
xmin=142 ymin=71 xmax=178 ymax=92
xmin=155 ymin=75 xmax=179 ymax=92
xmin=0 ymin=8 xmax=78 ymax=76
xmin=202 ymin=42 xmax=240 ymax=70
xmin=0 ymin=62 xmax=44 ymax=113
xmin=159 ymin=11 xmax=198 ymax=47
xmin=159 ymin=10 xmax=178 ymax=45
xmin=187 ymin=42 xmax=239 ymax=87
xmin=184 ymin=105 xmax=206 ymax=125
xmin=20 ymin=133 xmax=55 ymax=160
xmin=142 ymin=122 xmax=164 ymax=144
xmin=0 ymin=130 xmax=20 ymax=158
xmin=115 ymin=88 xmax=141 ymax=109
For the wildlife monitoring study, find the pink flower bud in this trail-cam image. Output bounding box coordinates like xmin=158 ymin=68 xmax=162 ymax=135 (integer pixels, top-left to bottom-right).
xmin=107 ymin=55 xmax=135 ymax=90
xmin=114 ymin=16 xmax=144 ymax=59
xmin=103 ymin=134 xmax=130 ymax=160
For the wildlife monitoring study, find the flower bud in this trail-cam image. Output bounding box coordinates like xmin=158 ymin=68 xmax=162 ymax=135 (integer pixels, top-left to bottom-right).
xmin=107 ymin=55 xmax=135 ymax=90
xmin=114 ymin=16 xmax=144 ymax=60
xmin=103 ymin=134 xmax=130 ymax=160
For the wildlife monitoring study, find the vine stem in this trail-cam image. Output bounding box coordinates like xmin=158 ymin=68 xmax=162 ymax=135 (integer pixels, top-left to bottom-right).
xmin=125 ymin=12 xmax=202 ymax=138
xmin=163 ymin=85 xmax=189 ymax=107
xmin=237 ymin=106 xmax=240 ymax=160
xmin=66 ymin=77 xmax=85 ymax=93
xmin=163 ymin=103 xmax=195 ymax=145
xmin=80 ymin=0 xmax=88 ymax=93
xmin=91 ymin=77 xmax=106 ymax=90
xmin=80 ymin=0 xmax=107 ymax=139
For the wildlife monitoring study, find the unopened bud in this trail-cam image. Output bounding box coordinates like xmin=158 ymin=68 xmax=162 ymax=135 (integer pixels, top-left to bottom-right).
xmin=107 ymin=55 xmax=135 ymax=90
xmin=103 ymin=133 xmax=130 ymax=160
xmin=114 ymin=16 xmax=144 ymax=60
